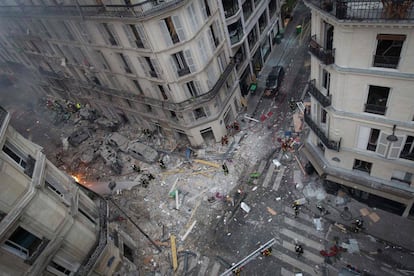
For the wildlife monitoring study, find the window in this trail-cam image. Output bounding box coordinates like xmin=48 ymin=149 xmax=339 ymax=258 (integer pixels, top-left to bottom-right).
xmin=353 ymin=159 xmax=372 ymax=174
xmin=145 ymin=57 xmax=158 ymax=78
xmin=158 ymin=85 xmax=168 ymax=100
xmin=3 ymin=226 xmax=43 ymax=260
xmin=124 ymin=24 xmax=145 ymax=48
xmin=202 ymin=0 xmax=211 ymax=18
xmin=47 ymin=260 xmax=72 ymax=275
xmin=247 ymin=27 xmax=258 ymax=50
xmin=186 ymin=81 xmax=200 ymax=98
xmin=163 ymin=16 xmax=186 ymax=44
xmin=365 ymin=85 xmax=389 ymax=115
xmin=101 ymin=23 xmax=118 ymax=46
xmin=243 ymin=0 xmax=253 ymax=21
xmin=194 ymin=107 xmax=207 ymax=119
xmin=228 ymin=20 xmax=243 ymax=44
xmin=118 ymin=53 xmax=133 ymax=74
xmin=373 ymin=34 xmax=405 ymax=69
xmin=146 ymin=105 xmax=152 ymax=112
xmin=258 ymin=12 xmax=268 ymax=33
xmin=223 ymin=0 xmax=239 ymax=18
xmin=3 ymin=143 xmax=27 ymax=169
xmin=391 ymin=171 xmax=413 ymax=185
xmin=367 ymin=129 xmax=380 ymax=151
xmin=170 ymin=111 xmax=178 ymax=121
xmin=322 ymin=69 xmax=330 ymax=95
xmin=400 ymin=135 xmax=414 ymax=161
xmin=132 ymin=80 xmax=143 ymax=94
xmin=171 ymin=51 xmax=190 ymax=77
xmin=209 ymin=24 xmax=219 ymax=48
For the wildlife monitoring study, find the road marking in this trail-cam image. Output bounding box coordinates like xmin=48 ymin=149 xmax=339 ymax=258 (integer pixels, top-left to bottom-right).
xmin=262 ymin=163 xmax=275 ymax=188
xmin=257 ymin=160 xmax=267 ymax=175
xmin=282 ymin=240 xmax=324 ymax=264
xmin=281 ymin=267 xmax=294 ymax=276
xmin=284 ymin=216 xmax=325 ymax=239
xmin=272 ymin=166 xmax=285 ymax=191
xmin=272 ymin=250 xmax=318 ymax=276
xmin=279 ymin=228 xmax=324 ymax=251
xmin=209 ymin=261 xmax=221 ymax=276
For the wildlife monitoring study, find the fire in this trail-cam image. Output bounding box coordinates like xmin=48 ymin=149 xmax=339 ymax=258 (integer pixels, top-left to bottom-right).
xmin=71 ymin=175 xmax=80 ymax=183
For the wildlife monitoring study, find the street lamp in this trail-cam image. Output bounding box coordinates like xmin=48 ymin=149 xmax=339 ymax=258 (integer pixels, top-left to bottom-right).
xmin=386 ymin=124 xmax=398 ymax=142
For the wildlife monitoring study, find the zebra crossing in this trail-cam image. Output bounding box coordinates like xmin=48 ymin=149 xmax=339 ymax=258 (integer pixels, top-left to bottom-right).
xmin=175 ymin=158 xmax=329 ymax=275
xmin=176 ymin=206 xmax=329 ymax=276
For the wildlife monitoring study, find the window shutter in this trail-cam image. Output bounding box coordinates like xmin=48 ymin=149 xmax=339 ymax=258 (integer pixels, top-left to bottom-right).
xmin=158 ymin=21 xmax=173 ymax=46
xmin=199 ymin=0 xmax=208 ymax=20
xmin=135 ymin=24 xmax=148 ymax=48
xmin=204 ymin=105 xmax=211 ymax=117
xmin=194 ymin=80 xmax=202 ymax=96
xmin=169 ymin=56 xmax=178 ymax=78
xmin=198 ymin=37 xmax=208 ymax=64
xmin=206 ymin=64 xmax=216 ymax=89
xmin=172 ymin=15 xmax=186 ymax=42
xmin=187 ymin=4 xmax=199 ymax=33
xmin=138 ymin=57 xmax=149 ymax=77
xmin=207 ymin=28 xmax=216 ymax=52
xmin=389 ymin=135 xmax=404 ymax=159
xmin=122 ymin=24 xmax=137 ymax=48
xmin=376 ymin=132 xmax=388 ymax=157
xmin=356 ymin=126 xmax=370 ymax=150
xmin=184 ymin=49 xmax=196 ymax=72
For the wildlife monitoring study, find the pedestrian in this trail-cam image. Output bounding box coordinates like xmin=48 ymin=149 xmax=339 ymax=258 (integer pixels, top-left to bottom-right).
xmin=353 ymin=219 xmax=363 ymax=233
xmin=222 ymin=162 xmax=229 ymax=175
xmin=295 ymin=244 xmax=304 ymax=257
xmin=132 ymin=164 xmax=141 ymax=173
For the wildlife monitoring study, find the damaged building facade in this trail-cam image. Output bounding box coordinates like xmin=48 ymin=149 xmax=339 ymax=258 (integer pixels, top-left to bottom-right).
xmin=0 ymin=106 xmax=138 ymax=275
xmin=302 ymin=0 xmax=414 ymax=217
xmin=0 ymin=0 xmax=283 ymax=146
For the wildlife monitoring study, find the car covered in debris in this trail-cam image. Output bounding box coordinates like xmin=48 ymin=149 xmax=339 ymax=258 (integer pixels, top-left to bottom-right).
xmin=127 ymin=141 xmax=159 ymax=163
xmin=106 ymin=132 xmax=129 ymax=152
xmin=265 ymin=66 xmax=285 ymax=97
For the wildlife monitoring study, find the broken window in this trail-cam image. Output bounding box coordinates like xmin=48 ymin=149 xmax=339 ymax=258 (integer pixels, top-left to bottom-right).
xmin=194 ymin=107 xmax=207 ymax=120
xmin=365 ymin=85 xmax=389 ymax=115
xmin=400 ymin=135 xmax=414 ymax=161
xmin=391 ymin=171 xmax=413 ymax=185
xmin=367 ymin=128 xmax=380 ymax=151
xmin=373 ymin=34 xmax=405 ymax=69
xmin=353 ymin=159 xmax=372 ymax=174
xmin=3 ymin=226 xmax=43 ymax=260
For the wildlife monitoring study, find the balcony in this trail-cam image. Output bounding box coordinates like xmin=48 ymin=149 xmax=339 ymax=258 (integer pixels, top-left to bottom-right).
xmin=309 ymin=36 xmax=335 ymax=65
xmin=0 ymin=0 xmax=186 ymax=19
xmin=75 ymin=198 xmax=108 ymax=276
xmin=304 ymin=112 xmax=341 ymax=151
xmin=308 ymin=79 xmax=331 ymax=107
xmin=305 ymin=0 xmax=414 ymax=21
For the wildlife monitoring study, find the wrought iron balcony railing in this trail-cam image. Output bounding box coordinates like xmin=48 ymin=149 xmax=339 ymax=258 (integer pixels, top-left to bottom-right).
xmin=372 ymin=55 xmax=400 ymax=69
xmin=364 ymin=103 xmax=387 ymax=115
xmin=75 ymin=198 xmax=108 ymax=276
xmin=0 ymin=0 xmax=186 ymax=19
xmin=305 ymin=0 xmax=414 ymax=21
xmin=309 ymin=36 xmax=335 ymax=65
xmin=304 ymin=112 xmax=341 ymax=151
xmin=177 ymin=67 xmax=191 ymax=77
xmin=308 ymin=79 xmax=331 ymax=107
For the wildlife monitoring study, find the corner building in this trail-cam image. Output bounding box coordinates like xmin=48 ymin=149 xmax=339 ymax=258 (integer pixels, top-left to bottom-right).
xmin=303 ymin=0 xmax=414 ymax=217
xmin=0 ymin=106 xmax=138 ymax=275
xmin=0 ymin=0 xmax=284 ymax=146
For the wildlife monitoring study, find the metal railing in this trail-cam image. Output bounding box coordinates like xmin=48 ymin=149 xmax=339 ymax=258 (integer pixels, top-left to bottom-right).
xmin=0 ymin=0 xmax=186 ymax=19
xmin=308 ymin=79 xmax=331 ymax=107
xmin=308 ymin=36 xmax=335 ymax=65
xmin=304 ymin=112 xmax=341 ymax=151
xmin=75 ymin=198 xmax=108 ymax=276
xmin=372 ymin=55 xmax=400 ymax=68
xmin=305 ymin=0 xmax=414 ymax=21
xmin=364 ymin=103 xmax=387 ymax=115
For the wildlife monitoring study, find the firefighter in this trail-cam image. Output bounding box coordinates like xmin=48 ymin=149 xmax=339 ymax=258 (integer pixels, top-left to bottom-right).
xmin=262 ymin=247 xmax=273 ymax=256
xmin=295 ymin=244 xmax=304 ymax=257
xmin=292 ymin=201 xmax=300 ymax=218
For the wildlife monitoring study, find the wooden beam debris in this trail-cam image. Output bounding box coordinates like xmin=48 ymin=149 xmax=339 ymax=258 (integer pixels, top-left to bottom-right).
xmin=170 ymin=235 xmax=178 ymax=271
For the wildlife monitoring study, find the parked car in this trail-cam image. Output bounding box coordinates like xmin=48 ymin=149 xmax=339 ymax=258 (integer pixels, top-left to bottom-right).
xmin=265 ymin=66 xmax=285 ymax=97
